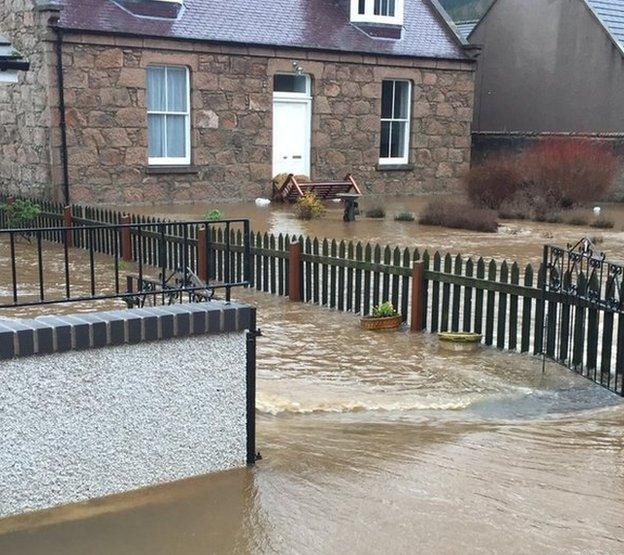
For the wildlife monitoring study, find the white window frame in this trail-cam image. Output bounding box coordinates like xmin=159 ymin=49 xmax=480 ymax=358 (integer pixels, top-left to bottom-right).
xmin=379 ymin=79 xmax=411 ymax=166
xmin=350 ymin=0 xmax=404 ymax=25
xmin=147 ymin=65 xmax=191 ymax=166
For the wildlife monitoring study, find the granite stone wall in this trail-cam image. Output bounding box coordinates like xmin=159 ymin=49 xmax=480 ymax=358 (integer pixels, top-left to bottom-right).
xmin=57 ymin=34 xmax=474 ymax=204
xmin=0 ymin=301 xmax=254 ymax=519
xmin=0 ymin=1 xmax=59 ymax=199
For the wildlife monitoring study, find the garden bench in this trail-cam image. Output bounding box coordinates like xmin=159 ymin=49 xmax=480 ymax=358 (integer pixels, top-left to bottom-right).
xmin=272 ymin=173 xmax=362 ymax=202
xmin=124 ymin=269 xmax=212 ymax=308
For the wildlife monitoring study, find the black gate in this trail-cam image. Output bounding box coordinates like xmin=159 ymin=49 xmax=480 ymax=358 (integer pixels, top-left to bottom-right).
xmin=542 ymin=238 xmax=624 ymax=395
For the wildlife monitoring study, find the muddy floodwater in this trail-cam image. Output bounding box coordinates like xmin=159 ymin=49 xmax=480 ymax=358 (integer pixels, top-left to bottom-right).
xmin=125 ymin=195 xmax=624 ymax=265
xmin=2 ymin=209 xmax=624 ymax=553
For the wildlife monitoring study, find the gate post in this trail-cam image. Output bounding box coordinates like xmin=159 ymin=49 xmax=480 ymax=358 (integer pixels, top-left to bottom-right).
xmin=198 ymin=226 xmax=207 ymax=282
xmin=121 ymin=215 xmax=132 ymax=262
xmin=411 ymin=260 xmax=425 ymax=332
xmin=63 ymin=206 xmax=73 ymax=248
xmin=288 ymin=241 xmax=302 ymax=302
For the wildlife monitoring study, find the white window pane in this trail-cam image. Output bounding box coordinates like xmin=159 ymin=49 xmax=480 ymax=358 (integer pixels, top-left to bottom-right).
xmin=167 ymin=67 xmax=188 ymax=112
xmin=380 ymin=121 xmax=391 ymax=158
xmin=147 ymin=67 xmax=166 ymax=111
xmin=390 ymin=121 xmax=407 ymax=158
xmin=166 ymin=115 xmax=186 ymax=158
xmin=148 ymin=114 xmax=166 ymax=158
xmin=394 ymin=81 xmax=409 ymax=119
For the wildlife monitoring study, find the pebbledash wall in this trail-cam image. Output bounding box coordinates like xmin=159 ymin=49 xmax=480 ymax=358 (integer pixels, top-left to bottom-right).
xmin=0 ymin=2 xmax=475 ymax=204
xmin=0 ymin=301 xmax=256 ymax=519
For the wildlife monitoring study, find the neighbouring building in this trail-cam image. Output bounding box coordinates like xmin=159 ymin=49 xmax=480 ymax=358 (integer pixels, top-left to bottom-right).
xmin=0 ymin=0 xmax=475 ymax=204
xmin=457 ymin=0 xmax=624 ymax=196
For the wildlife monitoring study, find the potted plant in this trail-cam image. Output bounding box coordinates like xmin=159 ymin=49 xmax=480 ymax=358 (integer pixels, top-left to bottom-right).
xmin=361 ymin=302 xmax=402 ymax=331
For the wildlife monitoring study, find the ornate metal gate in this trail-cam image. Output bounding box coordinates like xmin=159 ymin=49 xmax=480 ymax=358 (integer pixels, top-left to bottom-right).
xmin=541 ymin=238 xmax=624 ymax=395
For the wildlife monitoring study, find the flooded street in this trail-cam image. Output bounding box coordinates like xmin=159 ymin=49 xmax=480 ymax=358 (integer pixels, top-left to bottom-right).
xmin=1 ymin=289 xmax=624 ymax=553
xmin=125 ymin=195 xmax=624 ymax=265
xmin=1 ymin=211 xmax=624 ymax=553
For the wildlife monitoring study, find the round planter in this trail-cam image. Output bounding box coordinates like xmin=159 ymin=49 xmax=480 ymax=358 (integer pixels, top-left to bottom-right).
xmin=360 ymin=314 xmax=402 ymax=331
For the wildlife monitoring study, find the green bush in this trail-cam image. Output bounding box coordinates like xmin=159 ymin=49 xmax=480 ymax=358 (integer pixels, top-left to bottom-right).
xmin=204 ymin=209 xmax=223 ymax=221
xmin=365 ymin=207 xmax=386 ymax=218
xmin=372 ymin=301 xmax=398 ymax=318
xmin=0 ymin=198 xmax=41 ymax=228
xmin=394 ymin=211 xmax=415 ymax=222
xmin=295 ymin=192 xmax=324 ymax=220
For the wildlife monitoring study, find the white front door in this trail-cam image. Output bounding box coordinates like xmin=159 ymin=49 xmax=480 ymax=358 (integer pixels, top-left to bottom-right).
xmin=272 ymin=75 xmax=311 ymax=177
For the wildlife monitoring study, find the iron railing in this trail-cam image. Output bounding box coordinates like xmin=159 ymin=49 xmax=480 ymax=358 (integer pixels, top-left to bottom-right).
xmin=0 ymin=219 xmax=251 ymax=309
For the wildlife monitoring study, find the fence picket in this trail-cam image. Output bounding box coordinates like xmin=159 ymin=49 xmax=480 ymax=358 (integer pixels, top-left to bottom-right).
xmin=497 ymin=261 xmax=509 ymax=349
xmin=509 ymin=262 xmax=519 ymax=351
xmin=521 ymin=265 xmax=533 ymax=353
xmin=431 ymin=252 xmax=441 ymax=333
xmin=485 ymin=260 xmax=497 ymax=346
xmin=451 ymin=254 xmax=462 ymax=332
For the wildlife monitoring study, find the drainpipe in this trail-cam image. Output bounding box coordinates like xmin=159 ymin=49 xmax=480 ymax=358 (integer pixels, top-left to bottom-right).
xmin=53 ymin=26 xmax=70 ymax=205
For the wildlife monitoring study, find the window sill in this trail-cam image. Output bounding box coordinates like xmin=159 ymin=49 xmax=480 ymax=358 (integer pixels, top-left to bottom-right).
xmin=145 ymin=165 xmax=200 ymax=175
xmin=375 ymin=163 xmax=414 ymax=172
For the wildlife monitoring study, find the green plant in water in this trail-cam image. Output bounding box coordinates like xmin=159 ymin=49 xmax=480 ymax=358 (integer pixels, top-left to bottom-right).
xmin=0 ymin=198 xmax=41 ymax=228
xmin=365 ymin=207 xmax=386 ymax=219
xmin=205 ymin=209 xmax=223 ymax=221
xmin=294 ymin=192 xmax=324 ymax=220
xmin=372 ymin=301 xmax=398 ymax=318
xmin=394 ymin=211 xmax=415 ymax=222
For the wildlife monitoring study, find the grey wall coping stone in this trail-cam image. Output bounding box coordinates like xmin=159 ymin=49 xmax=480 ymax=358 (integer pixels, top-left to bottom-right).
xmin=0 ymin=301 xmax=255 ymax=361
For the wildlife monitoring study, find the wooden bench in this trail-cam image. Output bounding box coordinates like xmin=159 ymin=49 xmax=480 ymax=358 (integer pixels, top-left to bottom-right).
xmin=272 ymin=173 xmax=362 ymax=202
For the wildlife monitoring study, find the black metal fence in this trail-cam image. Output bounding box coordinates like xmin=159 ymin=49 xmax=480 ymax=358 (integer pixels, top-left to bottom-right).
xmin=0 ymin=219 xmax=251 ymax=309
xmin=2 ymin=195 xmax=624 ymax=396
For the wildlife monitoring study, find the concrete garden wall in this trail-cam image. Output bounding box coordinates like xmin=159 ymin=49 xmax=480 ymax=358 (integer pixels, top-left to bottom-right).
xmin=0 ymin=301 xmax=255 ymax=519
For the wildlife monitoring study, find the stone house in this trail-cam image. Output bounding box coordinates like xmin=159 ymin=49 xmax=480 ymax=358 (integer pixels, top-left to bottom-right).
xmin=0 ymin=0 xmax=475 ymax=204
xmin=456 ymin=0 xmax=624 ymax=195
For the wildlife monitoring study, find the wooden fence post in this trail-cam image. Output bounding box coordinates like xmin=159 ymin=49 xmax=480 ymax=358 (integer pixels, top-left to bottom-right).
xmin=121 ymin=214 xmax=132 ymax=262
xmin=198 ymin=226 xmax=207 ymax=282
xmin=63 ymin=205 xmax=73 ymax=248
xmin=289 ymin=241 xmax=302 ymax=302
xmin=411 ymin=260 xmax=425 ymax=332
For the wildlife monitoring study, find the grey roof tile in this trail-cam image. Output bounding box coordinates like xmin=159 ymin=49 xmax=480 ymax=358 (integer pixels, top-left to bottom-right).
xmin=586 ymin=0 xmax=624 ymax=48
xmin=57 ymin=0 xmax=469 ymax=60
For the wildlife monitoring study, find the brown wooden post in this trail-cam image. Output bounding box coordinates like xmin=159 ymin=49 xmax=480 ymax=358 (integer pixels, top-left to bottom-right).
xmin=121 ymin=214 xmax=132 ymax=262
xmin=198 ymin=226 xmax=207 ymax=282
xmin=411 ymin=260 xmax=425 ymax=332
xmin=63 ymin=205 xmax=73 ymax=248
xmin=289 ymin=241 xmax=302 ymax=302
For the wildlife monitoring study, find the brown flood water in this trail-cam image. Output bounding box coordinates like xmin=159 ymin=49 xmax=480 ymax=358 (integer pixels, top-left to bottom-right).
xmin=2 ymin=214 xmax=624 ymax=553
xmin=125 ymin=195 xmax=624 ymax=265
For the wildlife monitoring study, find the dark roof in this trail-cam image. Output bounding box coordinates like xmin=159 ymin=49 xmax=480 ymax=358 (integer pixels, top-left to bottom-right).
xmin=585 ymin=0 xmax=624 ymax=51
xmin=454 ymin=19 xmax=479 ymax=39
xmin=57 ymin=0 xmax=470 ymax=61
xmin=0 ymin=35 xmax=29 ymax=72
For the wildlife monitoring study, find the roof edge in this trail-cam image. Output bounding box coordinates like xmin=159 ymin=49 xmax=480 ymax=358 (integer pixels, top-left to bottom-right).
xmin=581 ymin=0 xmax=624 ymax=58
xmin=54 ymin=25 xmax=477 ymax=65
xmin=427 ymin=0 xmax=470 ymax=48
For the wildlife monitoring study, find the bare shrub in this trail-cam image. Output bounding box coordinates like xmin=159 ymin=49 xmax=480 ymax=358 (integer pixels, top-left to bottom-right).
xmin=464 ymin=156 xmax=522 ymax=210
xmin=590 ymin=217 xmax=615 ymax=229
xmin=394 ymin=211 xmax=415 ymax=222
xmin=465 ymin=139 xmax=618 ymax=219
xmin=419 ymin=200 xmax=499 ymax=232
xmin=365 ymin=207 xmax=386 ymax=218
xmin=520 ymin=138 xmax=618 ymax=207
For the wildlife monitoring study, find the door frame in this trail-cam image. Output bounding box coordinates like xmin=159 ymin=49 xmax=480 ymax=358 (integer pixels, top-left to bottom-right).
xmin=272 ymin=84 xmax=312 ymax=178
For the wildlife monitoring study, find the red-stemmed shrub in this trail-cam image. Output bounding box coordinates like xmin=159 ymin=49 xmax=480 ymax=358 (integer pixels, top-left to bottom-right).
xmin=519 ymin=138 xmax=618 ymax=207
xmin=465 ymin=139 xmax=618 ymax=218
